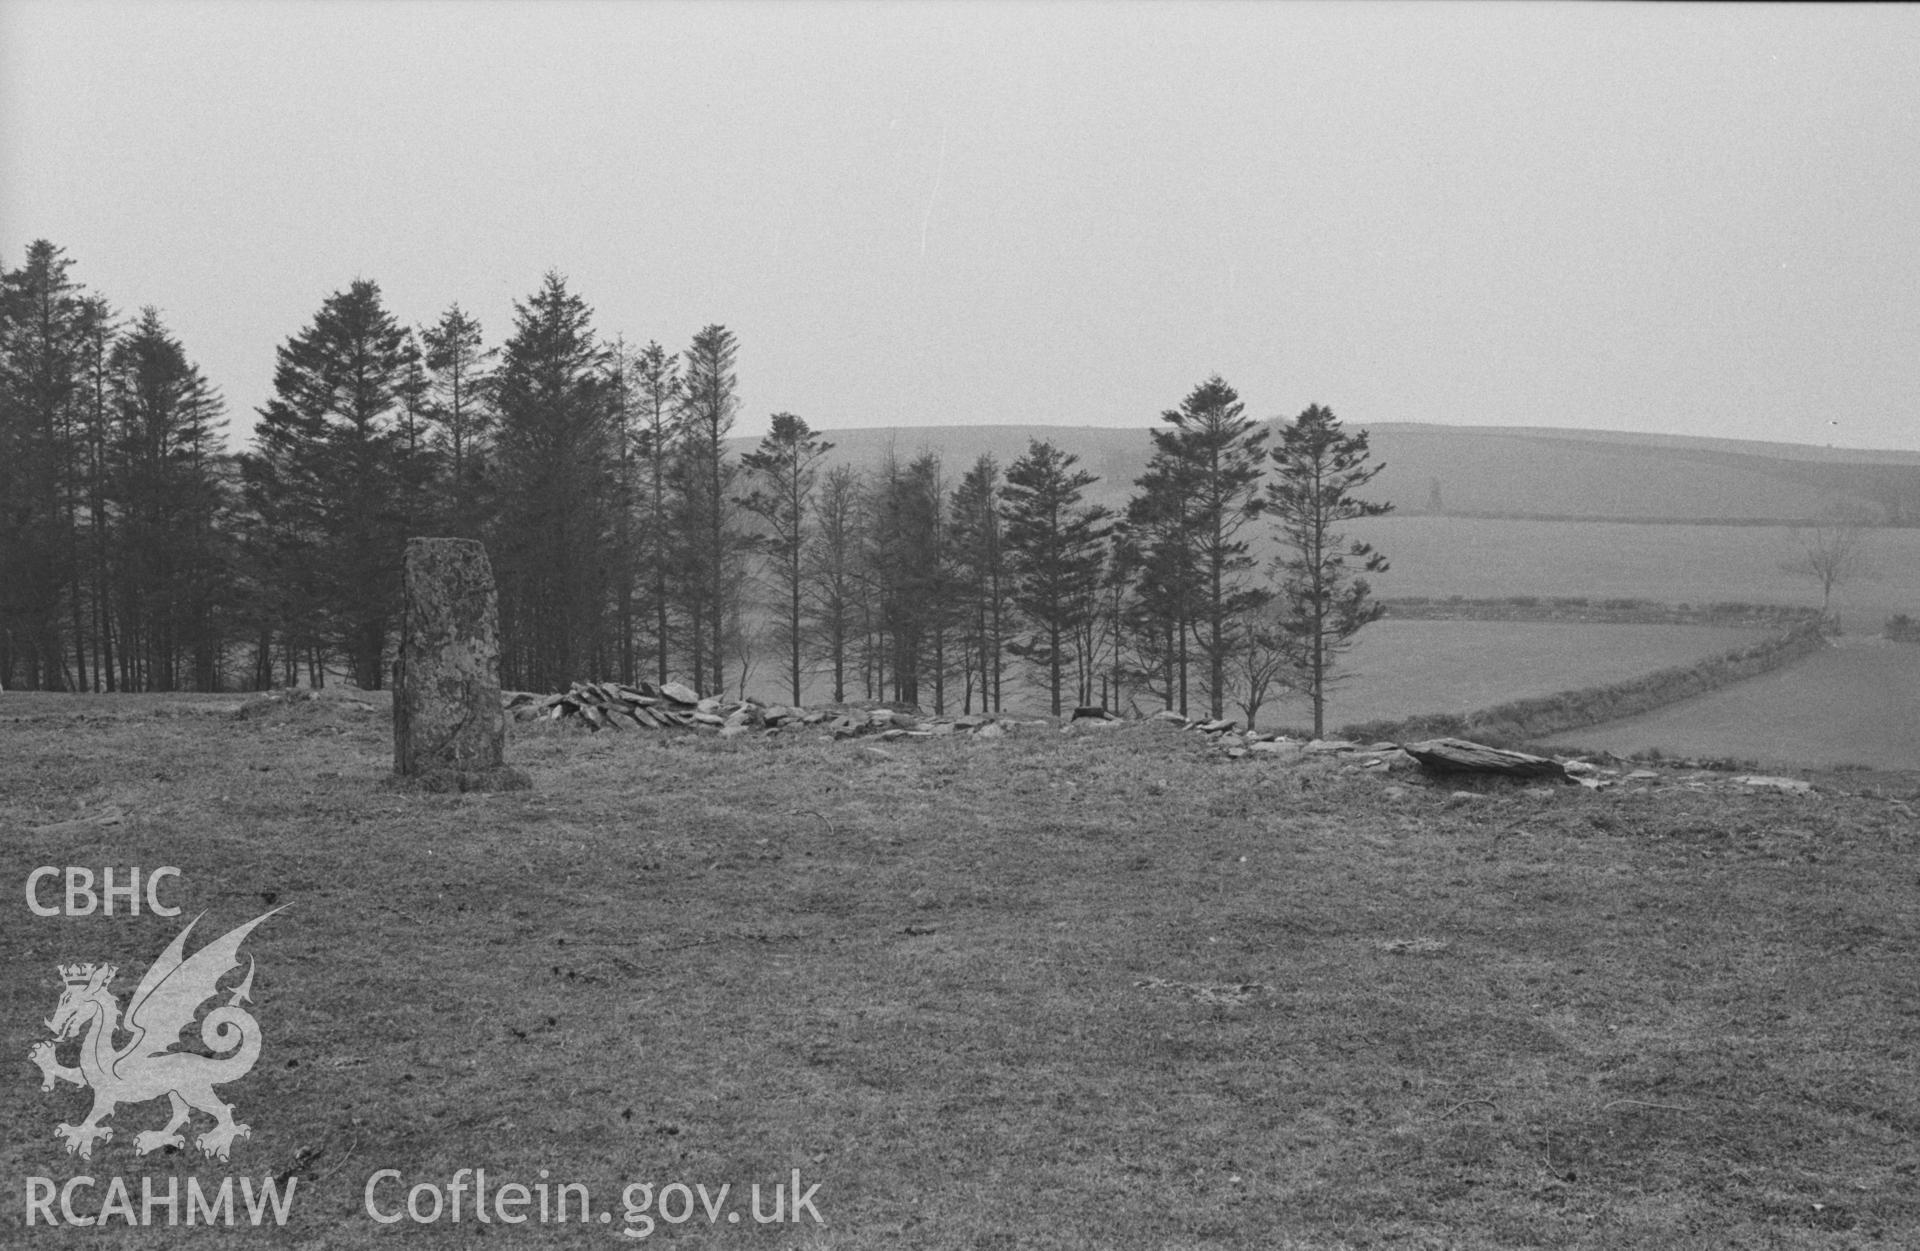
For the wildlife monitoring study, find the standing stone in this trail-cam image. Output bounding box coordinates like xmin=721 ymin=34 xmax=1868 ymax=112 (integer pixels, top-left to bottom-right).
xmin=393 ymin=538 xmax=530 ymax=791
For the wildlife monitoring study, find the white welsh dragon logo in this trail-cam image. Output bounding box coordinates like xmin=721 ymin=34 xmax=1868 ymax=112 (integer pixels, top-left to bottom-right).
xmin=28 ymin=909 xmax=281 ymax=1162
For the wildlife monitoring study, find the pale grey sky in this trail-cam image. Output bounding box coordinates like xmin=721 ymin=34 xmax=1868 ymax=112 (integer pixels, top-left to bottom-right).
xmin=3 ymin=1 xmax=1916 ymax=450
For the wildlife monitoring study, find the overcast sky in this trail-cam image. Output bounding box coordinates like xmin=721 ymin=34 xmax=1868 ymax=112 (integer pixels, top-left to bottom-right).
xmin=3 ymin=1 xmax=1916 ymax=451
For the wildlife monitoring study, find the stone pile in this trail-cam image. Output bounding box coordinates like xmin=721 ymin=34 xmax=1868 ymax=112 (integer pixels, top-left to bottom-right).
xmin=508 ymin=683 xmax=1434 ymax=766
xmin=502 ymin=682 xmax=1035 ymax=741
xmin=505 ymin=680 xmax=777 ymax=731
xmin=499 ymin=681 xmax=1829 ymax=798
xmin=821 ymin=708 xmax=1020 ymax=742
xmin=1139 ymin=708 xmax=1418 ymax=769
xmin=1558 ymin=759 xmax=1822 ymax=795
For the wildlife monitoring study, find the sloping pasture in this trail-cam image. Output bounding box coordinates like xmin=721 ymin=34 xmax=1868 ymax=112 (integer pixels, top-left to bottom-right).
xmin=764 ymin=620 xmax=1767 ymax=731
xmin=1346 ymin=516 xmax=1920 ymax=626
xmin=1304 ymin=620 xmax=1765 ymax=736
xmin=1543 ymin=640 xmax=1920 ymax=772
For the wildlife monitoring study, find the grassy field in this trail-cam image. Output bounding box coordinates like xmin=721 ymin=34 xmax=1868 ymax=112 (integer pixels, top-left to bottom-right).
xmin=1345 ymin=517 xmax=1920 ymax=627
xmin=774 ymin=621 xmax=1764 ymax=732
xmin=1543 ymin=641 xmax=1920 ymax=773
xmin=798 ymin=423 xmax=1920 ymax=525
xmin=5 ymin=692 xmax=1919 ymax=1247
xmin=1305 ymin=621 xmax=1764 ymax=737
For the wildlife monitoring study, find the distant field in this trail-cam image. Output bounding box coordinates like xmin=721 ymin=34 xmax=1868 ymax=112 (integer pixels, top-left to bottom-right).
xmin=729 ymin=427 xmax=1920 ymax=703
xmin=1344 ymin=516 xmax=1920 ymax=626
xmin=1365 ymin=426 xmax=1849 ymax=521
xmin=781 ymin=422 xmax=1920 ymax=525
xmin=1285 ymin=620 xmax=1764 ymax=736
xmin=1542 ymin=640 xmax=1920 ymax=772
xmin=776 ymin=620 xmax=1760 ymax=730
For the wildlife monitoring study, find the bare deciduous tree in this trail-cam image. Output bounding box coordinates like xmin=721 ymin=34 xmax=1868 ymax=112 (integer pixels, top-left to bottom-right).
xmin=1229 ymin=599 xmax=1300 ymax=733
xmin=1781 ymin=504 xmax=1875 ymax=625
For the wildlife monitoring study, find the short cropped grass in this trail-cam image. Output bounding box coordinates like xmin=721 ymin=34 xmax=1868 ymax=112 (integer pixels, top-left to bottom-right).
xmin=3 ymin=691 xmax=1918 ymax=1247
xmin=1541 ymin=640 xmax=1920 ymax=772
xmin=1319 ymin=620 xmax=1763 ymax=733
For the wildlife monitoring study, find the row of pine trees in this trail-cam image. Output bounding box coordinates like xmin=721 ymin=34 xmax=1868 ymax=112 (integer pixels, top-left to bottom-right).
xmin=0 ymin=240 xmax=1390 ymax=733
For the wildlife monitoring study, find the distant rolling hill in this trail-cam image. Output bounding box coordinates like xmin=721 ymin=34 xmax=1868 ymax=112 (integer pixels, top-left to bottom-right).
xmin=739 ymin=422 xmax=1920 ymax=525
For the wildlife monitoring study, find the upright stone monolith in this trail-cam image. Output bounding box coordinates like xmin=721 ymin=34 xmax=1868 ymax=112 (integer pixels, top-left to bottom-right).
xmin=393 ymin=537 xmax=529 ymax=791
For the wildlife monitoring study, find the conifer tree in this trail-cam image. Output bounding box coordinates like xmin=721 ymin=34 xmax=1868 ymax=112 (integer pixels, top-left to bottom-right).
xmin=108 ymin=308 xmax=228 ymax=690
xmin=1155 ymin=377 xmax=1270 ymax=718
xmin=490 ymin=272 xmax=617 ymax=689
xmin=806 ymin=463 xmax=865 ymax=703
xmin=393 ymin=329 xmax=437 ymax=542
xmin=420 ymin=303 xmax=496 ymax=540
xmin=243 ymin=279 xmax=418 ymax=689
xmin=675 ymin=325 xmax=751 ymax=694
xmin=1093 ymin=526 xmax=1141 ymax=712
xmin=0 ymin=241 xmax=90 ymax=688
xmin=1123 ymin=456 xmax=1197 ymax=715
xmin=1001 ymin=440 xmax=1111 ymax=715
xmin=73 ymin=293 xmax=121 ymax=690
xmin=740 ymin=412 xmax=833 ymax=705
xmin=1126 ymin=376 xmax=1270 ymax=718
xmin=605 ymin=335 xmax=640 ymax=681
xmin=630 ymin=342 xmax=682 ymax=684
xmin=948 ymin=454 xmax=1009 ymax=713
xmin=1267 ymin=404 xmax=1392 ymax=737
xmin=866 ymin=451 xmax=947 ymax=708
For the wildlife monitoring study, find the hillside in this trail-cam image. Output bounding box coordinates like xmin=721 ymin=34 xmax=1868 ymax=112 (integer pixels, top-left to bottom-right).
xmin=736 ymin=422 xmax=1920 ymax=525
